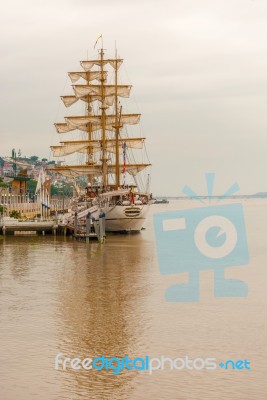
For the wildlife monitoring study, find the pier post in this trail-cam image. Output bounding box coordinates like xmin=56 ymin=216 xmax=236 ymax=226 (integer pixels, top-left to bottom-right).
xmin=99 ymin=211 xmax=106 ymax=243
xmin=86 ymin=212 xmax=91 ymax=243
xmin=54 ymin=212 xmax=58 ymax=236
xmin=2 ymin=226 xmax=6 ymax=236
xmin=74 ymin=212 xmax=78 ymax=236
xmin=92 ymin=217 xmax=99 ymax=240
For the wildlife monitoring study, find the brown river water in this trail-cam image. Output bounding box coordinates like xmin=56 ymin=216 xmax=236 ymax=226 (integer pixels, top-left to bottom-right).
xmin=0 ymin=200 xmax=266 ymax=399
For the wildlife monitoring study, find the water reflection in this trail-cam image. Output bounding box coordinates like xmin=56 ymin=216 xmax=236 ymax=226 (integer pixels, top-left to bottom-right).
xmin=56 ymin=236 xmax=151 ymax=399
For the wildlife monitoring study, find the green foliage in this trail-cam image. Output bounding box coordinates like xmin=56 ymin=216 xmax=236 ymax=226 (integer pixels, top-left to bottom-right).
xmin=9 ymin=210 xmax=21 ymax=219
xmin=0 ymin=205 xmax=6 ymax=214
xmin=0 ymin=178 xmax=10 ymax=188
xmin=51 ymin=183 xmax=73 ymax=197
xmin=29 ymin=155 xmax=39 ymax=162
xmin=27 ymin=179 xmax=37 ymax=195
xmin=0 ymin=157 xmax=4 ymax=167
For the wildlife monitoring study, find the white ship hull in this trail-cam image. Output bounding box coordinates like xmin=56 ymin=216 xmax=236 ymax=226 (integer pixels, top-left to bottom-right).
xmin=101 ymin=203 xmax=150 ymax=232
xmin=90 ymin=189 xmax=151 ymax=232
xmin=68 ymin=189 xmax=151 ymax=233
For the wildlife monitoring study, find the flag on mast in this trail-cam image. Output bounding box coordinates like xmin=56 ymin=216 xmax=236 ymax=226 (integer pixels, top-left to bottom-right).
xmin=94 ymin=34 xmax=103 ymax=49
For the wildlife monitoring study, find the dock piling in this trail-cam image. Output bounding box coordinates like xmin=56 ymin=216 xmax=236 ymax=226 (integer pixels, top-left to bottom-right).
xmin=99 ymin=211 xmax=106 ymax=243
xmin=74 ymin=212 xmax=78 ymax=236
xmin=86 ymin=212 xmax=91 ymax=243
xmin=92 ymin=217 xmax=99 ymax=240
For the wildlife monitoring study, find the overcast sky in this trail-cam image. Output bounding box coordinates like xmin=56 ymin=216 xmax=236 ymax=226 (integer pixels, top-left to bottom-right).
xmin=1 ymin=0 xmax=267 ymax=195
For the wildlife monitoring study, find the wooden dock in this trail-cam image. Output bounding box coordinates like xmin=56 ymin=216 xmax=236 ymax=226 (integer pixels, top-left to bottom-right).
xmin=0 ymin=210 xmax=106 ymax=243
xmin=0 ymin=220 xmax=58 ymax=235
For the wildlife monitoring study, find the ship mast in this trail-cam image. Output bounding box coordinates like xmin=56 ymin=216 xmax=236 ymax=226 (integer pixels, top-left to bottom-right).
xmin=114 ymin=50 xmax=120 ymax=189
xmin=100 ymin=48 xmax=107 ymax=189
xmin=86 ymin=73 xmax=93 ymax=186
xmin=49 ymin=49 xmax=151 ymax=183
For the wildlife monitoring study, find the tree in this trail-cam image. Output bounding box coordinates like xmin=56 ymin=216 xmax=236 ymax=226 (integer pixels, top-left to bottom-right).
xmin=41 ymin=158 xmax=48 ymax=163
xmin=51 ymin=183 xmax=73 ymax=197
xmin=29 ymin=156 xmax=39 ymax=162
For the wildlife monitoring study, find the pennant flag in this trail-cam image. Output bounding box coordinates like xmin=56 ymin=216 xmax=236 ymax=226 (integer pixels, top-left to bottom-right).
xmin=94 ymin=34 xmax=102 ymax=49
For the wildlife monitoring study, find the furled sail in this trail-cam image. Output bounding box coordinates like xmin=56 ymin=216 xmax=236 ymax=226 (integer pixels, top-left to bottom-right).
xmin=107 ymin=138 xmax=145 ymax=153
xmin=61 ymin=94 xmax=115 ymax=108
xmin=51 ymin=138 xmax=145 ymax=157
xmin=118 ymin=164 xmax=150 ymax=176
xmin=54 ymin=123 xmax=77 ymax=134
xmin=80 ymin=59 xmax=123 ymax=71
xmin=73 ymin=84 xmax=132 ymax=99
xmin=48 ymin=163 xmax=150 ymax=177
xmin=61 ymin=96 xmax=79 ymax=107
xmin=51 ymin=143 xmax=89 ymax=157
xmin=55 ymin=122 xmax=115 ymax=134
xmin=65 ymin=114 xmax=141 ymax=129
xmin=49 ymin=165 xmax=103 ymax=177
xmin=68 ymin=71 xmax=107 ymax=83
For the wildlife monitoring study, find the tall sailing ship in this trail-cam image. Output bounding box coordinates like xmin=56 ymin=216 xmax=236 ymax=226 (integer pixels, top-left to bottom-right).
xmin=49 ymin=45 xmax=152 ymax=231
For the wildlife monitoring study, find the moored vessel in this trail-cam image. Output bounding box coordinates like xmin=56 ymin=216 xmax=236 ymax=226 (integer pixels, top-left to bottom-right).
xmin=49 ymin=41 xmax=152 ymax=231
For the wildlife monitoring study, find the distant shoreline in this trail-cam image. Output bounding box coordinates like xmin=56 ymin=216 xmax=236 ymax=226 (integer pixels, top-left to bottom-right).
xmin=154 ymin=194 xmax=267 ymax=200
